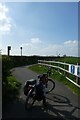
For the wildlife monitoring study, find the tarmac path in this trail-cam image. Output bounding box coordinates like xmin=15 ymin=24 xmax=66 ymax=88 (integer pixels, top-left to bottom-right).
xmin=2 ymin=65 xmax=80 ymax=119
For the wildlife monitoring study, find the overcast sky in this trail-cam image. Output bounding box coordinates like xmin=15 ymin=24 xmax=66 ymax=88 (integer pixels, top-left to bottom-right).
xmin=0 ymin=2 xmax=78 ymax=56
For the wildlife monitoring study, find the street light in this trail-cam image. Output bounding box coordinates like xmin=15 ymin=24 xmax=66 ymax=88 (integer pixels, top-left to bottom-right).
xmin=20 ymin=47 xmax=22 ymax=56
xmin=7 ymin=46 xmax=11 ymax=56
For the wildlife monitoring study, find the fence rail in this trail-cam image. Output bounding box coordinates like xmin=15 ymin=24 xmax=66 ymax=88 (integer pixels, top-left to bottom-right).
xmin=38 ymin=60 xmax=80 ymax=88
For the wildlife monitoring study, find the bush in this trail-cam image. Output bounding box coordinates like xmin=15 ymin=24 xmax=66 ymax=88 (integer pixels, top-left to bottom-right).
xmin=2 ymin=56 xmax=22 ymax=106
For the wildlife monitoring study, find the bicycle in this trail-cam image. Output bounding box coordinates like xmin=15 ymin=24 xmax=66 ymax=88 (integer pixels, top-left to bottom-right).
xmin=23 ymin=73 xmax=55 ymax=110
xmin=47 ymin=66 xmax=52 ymax=77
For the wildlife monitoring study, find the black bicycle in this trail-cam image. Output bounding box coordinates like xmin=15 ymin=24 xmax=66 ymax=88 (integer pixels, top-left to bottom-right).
xmin=24 ymin=73 xmax=55 ymax=110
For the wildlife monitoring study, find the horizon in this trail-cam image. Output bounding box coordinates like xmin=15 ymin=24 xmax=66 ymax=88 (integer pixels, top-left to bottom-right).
xmin=1 ymin=54 xmax=79 ymax=58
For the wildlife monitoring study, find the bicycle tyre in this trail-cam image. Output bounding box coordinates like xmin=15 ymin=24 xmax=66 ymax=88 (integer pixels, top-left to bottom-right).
xmin=25 ymin=90 xmax=35 ymax=110
xmin=46 ymin=78 xmax=55 ymax=93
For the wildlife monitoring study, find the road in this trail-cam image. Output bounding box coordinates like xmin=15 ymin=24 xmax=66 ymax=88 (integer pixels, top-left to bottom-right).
xmin=2 ymin=65 xmax=80 ymax=119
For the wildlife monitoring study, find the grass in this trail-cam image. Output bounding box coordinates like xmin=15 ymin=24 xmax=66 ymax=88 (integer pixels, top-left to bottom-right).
xmin=3 ymin=75 xmax=22 ymax=106
xmin=7 ymin=75 xmax=21 ymax=89
xmin=29 ymin=64 xmax=80 ymax=96
xmin=55 ymin=57 xmax=80 ymax=65
xmin=29 ymin=64 xmax=48 ymax=74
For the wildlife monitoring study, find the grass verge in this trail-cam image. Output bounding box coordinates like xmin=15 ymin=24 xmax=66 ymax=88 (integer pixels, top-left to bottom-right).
xmin=29 ymin=64 xmax=80 ymax=96
xmin=3 ymin=75 xmax=22 ymax=107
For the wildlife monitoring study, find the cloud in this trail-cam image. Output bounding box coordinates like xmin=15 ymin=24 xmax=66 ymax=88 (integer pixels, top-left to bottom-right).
xmin=20 ymin=38 xmax=43 ymax=55
xmin=62 ymin=40 xmax=78 ymax=56
xmin=0 ymin=3 xmax=13 ymax=34
xmin=21 ymin=38 xmax=42 ymax=46
xmin=21 ymin=38 xmax=42 ymax=48
xmin=64 ymin=40 xmax=78 ymax=45
xmin=20 ymin=38 xmax=78 ymax=56
xmin=31 ymin=38 xmax=42 ymax=44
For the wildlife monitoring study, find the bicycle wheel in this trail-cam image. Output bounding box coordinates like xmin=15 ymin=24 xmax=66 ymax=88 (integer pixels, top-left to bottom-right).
xmin=45 ymin=78 xmax=55 ymax=93
xmin=25 ymin=91 xmax=35 ymax=110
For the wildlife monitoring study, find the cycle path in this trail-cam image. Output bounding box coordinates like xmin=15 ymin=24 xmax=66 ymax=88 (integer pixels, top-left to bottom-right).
xmin=2 ymin=65 xmax=80 ymax=119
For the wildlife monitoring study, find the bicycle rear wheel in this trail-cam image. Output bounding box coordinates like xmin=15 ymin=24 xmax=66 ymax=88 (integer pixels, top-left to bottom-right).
xmin=45 ymin=78 xmax=55 ymax=93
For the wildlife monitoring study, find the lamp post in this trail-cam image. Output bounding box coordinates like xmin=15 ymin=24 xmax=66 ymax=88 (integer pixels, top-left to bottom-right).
xmin=7 ymin=46 xmax=11 ymax=56
xmin=20 ymin=47 xmax=22 ymax=56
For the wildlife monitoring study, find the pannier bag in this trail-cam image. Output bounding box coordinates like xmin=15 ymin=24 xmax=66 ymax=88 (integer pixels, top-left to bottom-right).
xmin=23 ymin=79 xmax=37 ymax=96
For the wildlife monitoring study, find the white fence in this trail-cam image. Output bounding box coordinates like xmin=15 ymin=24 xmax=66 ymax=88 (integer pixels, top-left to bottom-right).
xmin=38 ymin=60 xmax=80 ymax=88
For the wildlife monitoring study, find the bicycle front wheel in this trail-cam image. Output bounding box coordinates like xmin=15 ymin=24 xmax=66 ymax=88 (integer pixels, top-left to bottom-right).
xmin=25 ymin=90 xmax=35 ymax=110
xmin=45 ymin=78 xmax=55 ymax=93
xmin=25 ymin=96 xmax=34 ymax=110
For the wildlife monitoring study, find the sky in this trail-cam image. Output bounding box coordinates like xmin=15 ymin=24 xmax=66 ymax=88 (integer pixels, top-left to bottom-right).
xmin=0 ymin=2 xmax=78 ymax=56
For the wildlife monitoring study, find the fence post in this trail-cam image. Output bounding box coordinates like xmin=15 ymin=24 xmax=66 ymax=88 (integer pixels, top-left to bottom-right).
xmin=64 ymin=62 xmax=65 ymax=75
xmin=58 ymin=62 xmax=59 ymax=72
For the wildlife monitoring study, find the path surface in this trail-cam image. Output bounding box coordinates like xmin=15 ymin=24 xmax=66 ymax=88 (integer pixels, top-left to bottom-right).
xmin=3 ymin=65 xmax=80 ymax=119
